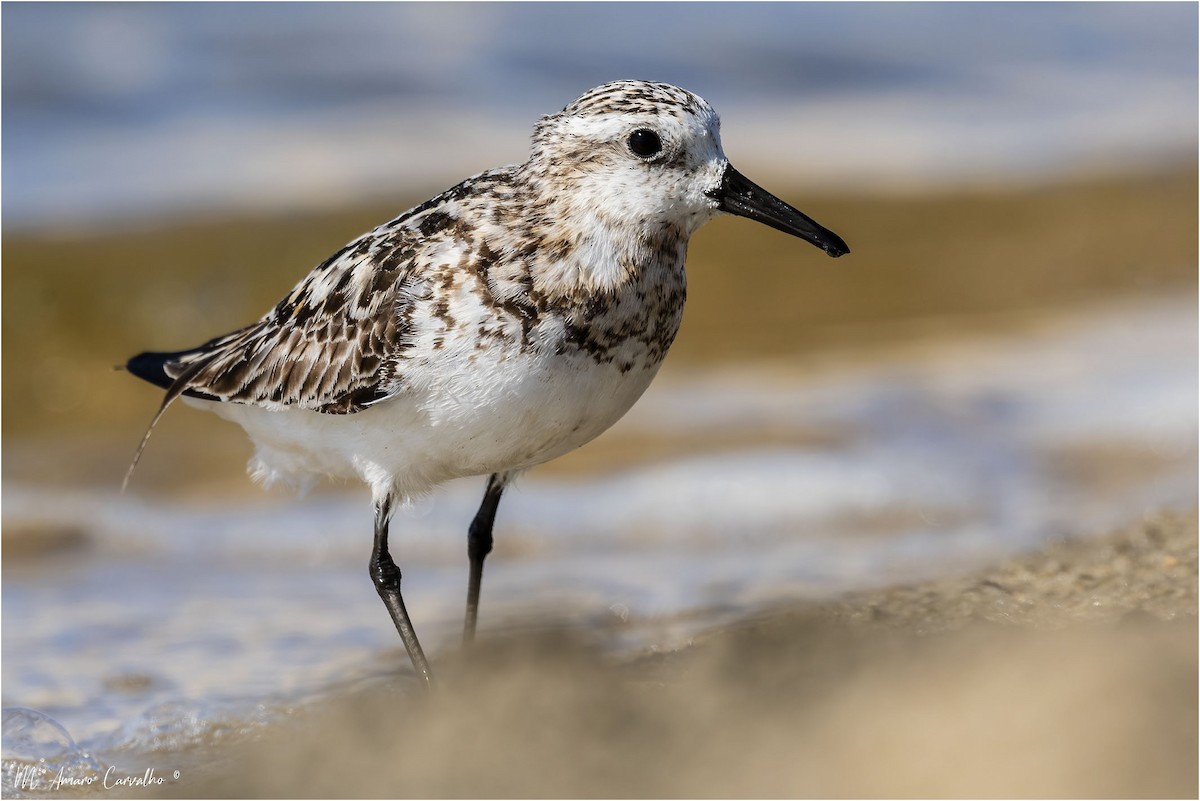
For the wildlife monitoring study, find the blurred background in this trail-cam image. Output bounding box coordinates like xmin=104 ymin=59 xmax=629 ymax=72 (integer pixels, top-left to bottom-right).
xmin=3 ymin=2 xmax=1196 ymax=227
xmin=2 ymin=3 xmax=1196 ymax=796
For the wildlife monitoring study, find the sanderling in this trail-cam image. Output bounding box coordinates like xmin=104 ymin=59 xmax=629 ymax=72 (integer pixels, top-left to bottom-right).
xmin=125 ymin=80 xmax=849 ymax=687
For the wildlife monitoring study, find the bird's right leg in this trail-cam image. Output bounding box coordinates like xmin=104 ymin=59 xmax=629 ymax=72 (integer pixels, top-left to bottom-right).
xmin=369 ymin=495 xmax=434 ymax=687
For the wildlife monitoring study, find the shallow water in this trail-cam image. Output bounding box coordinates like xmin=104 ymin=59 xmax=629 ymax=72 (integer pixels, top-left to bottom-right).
xmin=2 ymin=297 xmax=1196 ymax=792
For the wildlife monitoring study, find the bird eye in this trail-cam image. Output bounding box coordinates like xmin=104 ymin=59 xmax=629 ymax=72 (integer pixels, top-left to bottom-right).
xmin=627 ymin=129 xmax=663 ymax=158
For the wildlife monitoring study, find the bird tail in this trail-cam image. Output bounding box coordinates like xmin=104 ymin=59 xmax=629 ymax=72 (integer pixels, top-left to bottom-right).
xmin=121 ymin=352 xmax=215 ymax=492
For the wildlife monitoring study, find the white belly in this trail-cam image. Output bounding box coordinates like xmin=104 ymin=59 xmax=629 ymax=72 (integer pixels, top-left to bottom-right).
xmin=196 ymin=348 xmax=661 ymax=501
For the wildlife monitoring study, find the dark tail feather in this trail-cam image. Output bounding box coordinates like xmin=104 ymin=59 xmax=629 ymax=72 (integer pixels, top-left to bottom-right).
xmin=127 ymin=350 xmax=190 ymax=390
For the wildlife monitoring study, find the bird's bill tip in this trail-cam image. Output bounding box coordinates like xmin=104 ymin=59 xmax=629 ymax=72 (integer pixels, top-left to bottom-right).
xmin=709 ymin=164 xmax=849 ymax=258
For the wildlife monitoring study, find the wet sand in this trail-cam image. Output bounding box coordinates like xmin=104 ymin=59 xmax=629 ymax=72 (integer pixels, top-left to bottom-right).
xmin=166 ymin=509 xmax=1196 ymax=799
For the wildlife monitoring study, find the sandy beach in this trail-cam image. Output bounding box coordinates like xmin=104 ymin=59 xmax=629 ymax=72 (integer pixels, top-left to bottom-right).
xmin=161 ymin=509 xmax=1196 ymax=799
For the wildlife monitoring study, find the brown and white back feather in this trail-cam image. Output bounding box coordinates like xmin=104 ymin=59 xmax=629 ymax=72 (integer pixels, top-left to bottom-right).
xmin=123 ymin=170 xmax=521 ymax=485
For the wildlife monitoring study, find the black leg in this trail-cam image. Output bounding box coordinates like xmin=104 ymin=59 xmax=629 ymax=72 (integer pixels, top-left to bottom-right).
xmin=369 ymin=495 xmax=434 ymax=687
xmin=463 ymin=472 xmax=508 ymax=645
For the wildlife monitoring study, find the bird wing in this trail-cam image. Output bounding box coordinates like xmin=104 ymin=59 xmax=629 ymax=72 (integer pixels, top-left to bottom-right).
xmin=134 ymin=230 xmax=425 ymax=415
xmin=128 ymin=168 xmax=522 ymax=416
xmin=122 ymin=168 xmax=520 ymax=488
xmin=122 ymin=225 xmax=432 ymax=490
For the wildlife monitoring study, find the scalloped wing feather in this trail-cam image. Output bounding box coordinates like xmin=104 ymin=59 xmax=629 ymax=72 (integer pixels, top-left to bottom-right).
xmin=153 ymin=236 xmax=415 ymax=414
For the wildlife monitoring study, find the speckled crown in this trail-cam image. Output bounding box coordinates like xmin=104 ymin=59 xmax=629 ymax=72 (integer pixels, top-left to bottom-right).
xmin=559 ymin=80 xmax=709 ymax=119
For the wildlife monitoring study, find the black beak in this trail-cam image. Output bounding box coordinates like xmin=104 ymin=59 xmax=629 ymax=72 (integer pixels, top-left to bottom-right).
xmin=708 ymin=164 xmax=849 ymax=258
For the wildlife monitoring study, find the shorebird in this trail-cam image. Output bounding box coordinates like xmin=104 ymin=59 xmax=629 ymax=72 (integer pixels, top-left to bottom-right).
xmin=125 ymin=80 xmax=848 ymax=687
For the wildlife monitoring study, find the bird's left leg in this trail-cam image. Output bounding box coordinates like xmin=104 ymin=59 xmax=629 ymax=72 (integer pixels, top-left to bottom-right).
xmin=462 ymin=471 xmax=510 ymax=645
